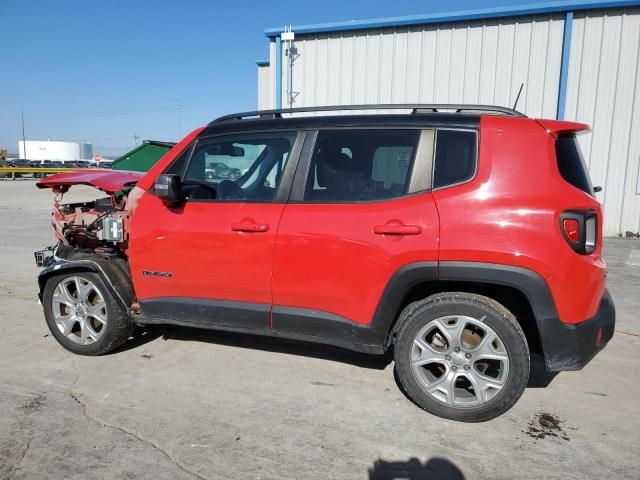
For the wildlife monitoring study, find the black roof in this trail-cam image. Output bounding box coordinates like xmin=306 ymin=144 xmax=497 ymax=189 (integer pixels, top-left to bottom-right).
xmin=201 ymin=113 xmax=483 ymax=137
xmin=201 ymin=104 xmax=522 ymax=137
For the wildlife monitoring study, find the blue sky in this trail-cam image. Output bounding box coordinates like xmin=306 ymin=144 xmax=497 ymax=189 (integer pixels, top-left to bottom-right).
xmin=2 ymin=0 xmax=547 ymax=156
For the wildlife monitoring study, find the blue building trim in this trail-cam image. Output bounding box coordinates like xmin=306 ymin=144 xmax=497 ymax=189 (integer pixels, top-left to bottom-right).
xmin=275 ymin=36 xmax=282 ymax=109
xmin=256 ymin=60 xmax=270 ymax=66
xmin=557 ymin=11 xmax=574 ymax=119
xmin=265 ymin=0 xmax=640 ymax=36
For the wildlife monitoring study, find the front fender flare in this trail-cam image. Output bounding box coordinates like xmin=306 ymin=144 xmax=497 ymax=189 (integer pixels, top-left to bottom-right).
xmin=38 ymin=256 xmax=135 ymax=312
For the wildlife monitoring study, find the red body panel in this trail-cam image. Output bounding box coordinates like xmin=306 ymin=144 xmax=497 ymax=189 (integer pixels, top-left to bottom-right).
xmin=535 ymin=118 xmax=590 ymax=136
xmin=272 ymin=193 xmax=440 ymax=325
xmin=124 ymin=116 xmax=605 ymax=328
xmin=36 ymin=169 xmax=143 ymax=193
xmin=433 ymin=116 xmax=605 ymax=324
xmin=129 ymin=192 xmax=283 ymax=306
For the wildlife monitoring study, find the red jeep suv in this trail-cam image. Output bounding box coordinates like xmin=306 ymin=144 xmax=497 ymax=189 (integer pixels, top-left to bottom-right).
xmin=35 ymin=104 xmax=615 ymax=422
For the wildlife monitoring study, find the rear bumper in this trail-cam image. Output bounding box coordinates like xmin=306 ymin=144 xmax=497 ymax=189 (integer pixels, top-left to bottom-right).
xmin=539 ymin=289 xmax=615 ymax=372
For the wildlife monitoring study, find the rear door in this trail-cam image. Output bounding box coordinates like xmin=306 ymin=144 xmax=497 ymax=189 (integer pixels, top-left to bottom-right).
xmin=271 ymin=128 xmax=440 ymax=340
xmin=129 ymin=130 xmax=303 ymax=330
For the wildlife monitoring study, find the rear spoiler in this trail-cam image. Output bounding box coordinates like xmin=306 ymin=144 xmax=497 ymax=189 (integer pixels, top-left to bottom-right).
xmin=535 ymin=119 xmax=590 ymax=138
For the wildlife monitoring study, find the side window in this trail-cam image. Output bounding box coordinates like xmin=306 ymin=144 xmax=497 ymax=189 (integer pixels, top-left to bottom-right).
xmin=180 ymin=132 xmax=296 ymax=202
xmin=433 ymin=129 xmax=478 ymax=189
xmin=304 ymin=130 xmax=419 ymax=202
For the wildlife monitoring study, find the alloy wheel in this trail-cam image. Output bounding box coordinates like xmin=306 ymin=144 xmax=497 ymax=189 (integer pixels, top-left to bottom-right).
xmin=51 ymin=276 xmax=108 ymax=345
xmin=411 ymin=315 xmax=510 ymax=406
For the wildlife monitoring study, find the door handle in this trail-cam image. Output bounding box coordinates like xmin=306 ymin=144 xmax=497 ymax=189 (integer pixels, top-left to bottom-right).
xmin=231 ymin=221 xmax=270 ymax=233
xmin=373 ymin=223 xmax=422 ymax=235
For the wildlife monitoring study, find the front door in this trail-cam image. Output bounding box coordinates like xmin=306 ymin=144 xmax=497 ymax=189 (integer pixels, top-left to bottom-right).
xmin=129 ymin=130 xmax=302 ymax=331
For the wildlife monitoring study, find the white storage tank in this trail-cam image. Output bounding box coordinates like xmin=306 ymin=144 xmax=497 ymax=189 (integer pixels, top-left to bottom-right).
xmin=18 ymin=140 xmax=93 ymax=161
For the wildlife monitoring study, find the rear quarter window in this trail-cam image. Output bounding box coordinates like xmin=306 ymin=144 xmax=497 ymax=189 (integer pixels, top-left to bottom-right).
xmin=555 ymin=135 xmax=594 ymax=195
xmin=433 ymin=129 xmax=478 ymax=189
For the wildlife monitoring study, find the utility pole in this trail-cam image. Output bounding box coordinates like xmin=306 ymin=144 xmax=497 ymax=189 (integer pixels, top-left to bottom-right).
xmin=282 ymin=26 xmax=298 ymax=109
xmin=133 ymin=133 xmax=140 ymax=146
xmin=21 ymin=109 xmax=27 ymax=159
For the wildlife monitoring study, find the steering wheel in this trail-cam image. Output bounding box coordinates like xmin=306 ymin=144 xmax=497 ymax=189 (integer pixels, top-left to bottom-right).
xmin=218 ymin=180 xmax=246 ymax=200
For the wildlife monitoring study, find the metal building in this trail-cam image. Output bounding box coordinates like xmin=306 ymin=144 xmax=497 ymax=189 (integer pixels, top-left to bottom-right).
xmin=19 ymin=140 xmax=93 ymax=162
xmin=257 ymin=0 xmax=640 ymax=236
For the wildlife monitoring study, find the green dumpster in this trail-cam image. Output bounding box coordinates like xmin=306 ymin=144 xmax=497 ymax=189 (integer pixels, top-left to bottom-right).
xmin=111 ymin=140 xmax=176 ymax=172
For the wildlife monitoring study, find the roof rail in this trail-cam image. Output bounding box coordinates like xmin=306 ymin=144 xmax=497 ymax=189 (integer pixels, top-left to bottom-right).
xmin=209 ymin=104 xmax=525 ymax=124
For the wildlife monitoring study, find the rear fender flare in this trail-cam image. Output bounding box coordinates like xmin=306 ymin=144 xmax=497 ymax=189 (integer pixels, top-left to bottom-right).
xmin=371 ymin=261 xmax=558 ymax=349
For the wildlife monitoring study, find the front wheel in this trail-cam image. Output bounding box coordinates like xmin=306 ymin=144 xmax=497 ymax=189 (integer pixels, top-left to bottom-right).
xmin=42 ymin=272 xmax=133 ymax=355
xmin=394 ymin=292 xmax=529 ymax=422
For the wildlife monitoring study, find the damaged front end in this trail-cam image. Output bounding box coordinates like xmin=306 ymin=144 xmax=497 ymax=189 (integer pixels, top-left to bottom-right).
xmin=34 ymin=170 xmax=144 ymax=308
xmin=45 ymin=191 xmax=128 ymax=255
xmin=36 ymin=170 xmax=143 ymax=258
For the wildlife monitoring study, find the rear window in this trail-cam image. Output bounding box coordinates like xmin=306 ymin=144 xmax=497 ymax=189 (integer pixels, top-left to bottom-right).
xmin=433 ymin=130 xmax=477 ymax=188
xmin=556 ymin=135 xmax=594 ymax=195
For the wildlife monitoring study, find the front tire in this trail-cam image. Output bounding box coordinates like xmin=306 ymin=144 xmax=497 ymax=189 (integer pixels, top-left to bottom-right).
xmin=394 ymin=292 xmax=529 ymax=422
xmin=43 ymin=272 xmax=133 ymax=355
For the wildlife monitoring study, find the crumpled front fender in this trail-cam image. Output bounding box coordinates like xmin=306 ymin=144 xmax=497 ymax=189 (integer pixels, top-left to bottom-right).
xmin=38 ymin=254 xmax=136 ymax=313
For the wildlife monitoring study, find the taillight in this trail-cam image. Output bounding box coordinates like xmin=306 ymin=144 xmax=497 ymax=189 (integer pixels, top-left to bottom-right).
xmin=560 ymin=210 xmax=597 ymax=254
xmin=563 ymin=218 xmax=580 ymax=242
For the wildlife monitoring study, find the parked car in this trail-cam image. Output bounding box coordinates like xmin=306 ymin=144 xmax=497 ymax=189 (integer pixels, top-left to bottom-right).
xmin=33 ymin=104 xmax=615 ymax=422
xmin=75 ymin=160 xmax=94 ymax=168
xmin=227 ymin=167 xmax=242 ymax=180
xmin=205 ymin=162 xmax=230 ymax=180
xmin=8 ymin=159 xmax=32 ymax=168
xmin=96 ymin=160 xmax=113 ymax=169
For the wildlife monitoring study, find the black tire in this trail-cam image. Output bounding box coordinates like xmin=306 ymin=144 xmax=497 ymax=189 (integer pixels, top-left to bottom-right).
xmin=42 ymin=272 xmax=133 ymax=356
xmin=393 ymin=292 xmax=529 ymax=422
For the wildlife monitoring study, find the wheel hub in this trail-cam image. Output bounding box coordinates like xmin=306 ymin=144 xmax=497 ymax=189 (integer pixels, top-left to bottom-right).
xmin=450 ymin=351 xmax=468 ymax=368
xmin=411 ymin=315 xmax=510 ymax=407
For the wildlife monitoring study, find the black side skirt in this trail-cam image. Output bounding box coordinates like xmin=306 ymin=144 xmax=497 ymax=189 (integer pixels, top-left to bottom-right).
xmin=136 ymin=298 xmax=385 ymax=354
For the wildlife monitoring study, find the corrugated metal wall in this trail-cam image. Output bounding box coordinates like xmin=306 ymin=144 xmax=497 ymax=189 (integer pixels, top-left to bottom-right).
xmin=257 ymin=40 xmax=276 ymax=110
xmin=257 ymin=64 xmax=273 ymax=110
xmin=260 ymin=7 xmax=640 ymax=235
xmin=275 ymin=14 xmax=565 ymax=118
xmin=565 ymin=7 xmax=640 ymax=235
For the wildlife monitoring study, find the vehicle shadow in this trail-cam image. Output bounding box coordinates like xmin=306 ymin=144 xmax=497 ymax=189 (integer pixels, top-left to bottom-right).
xmin=112 ymin=324 xmax=393 ymax=370
xmin=115 ymin=326 xmax=558 ymax=383
xmin=369 ymin=457 xmax=465 ymax=480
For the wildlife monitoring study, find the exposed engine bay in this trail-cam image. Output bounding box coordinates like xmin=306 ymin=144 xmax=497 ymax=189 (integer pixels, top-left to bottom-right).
xmin=51 ymin=192 xmax=129 ymax=254
xmin=35 ymin=169 xmax=144 ymax=264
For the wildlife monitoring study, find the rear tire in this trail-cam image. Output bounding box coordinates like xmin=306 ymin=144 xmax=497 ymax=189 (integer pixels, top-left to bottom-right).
xmin=393 ymin=292 xmax=529 ymax=422
xmin=43 ymin=272 xmax=133 ymax=355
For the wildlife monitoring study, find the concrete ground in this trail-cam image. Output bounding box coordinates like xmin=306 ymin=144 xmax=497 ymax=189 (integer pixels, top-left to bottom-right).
xmin=0 ymin=179 xmax=638 ymax=480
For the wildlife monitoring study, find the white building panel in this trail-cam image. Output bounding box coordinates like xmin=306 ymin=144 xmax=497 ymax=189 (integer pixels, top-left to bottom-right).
xmin=260 ymin=4 xmax=640 ymax=234
xmin=19 ymin=141 xmax=93 ymax=161
xmin=274 ymin=14 xmax=564 ymax=119
xmin=565 ymin=7 xmax=640 ymax=235
xmin=257 ymin=63 xmax=273 ymax=110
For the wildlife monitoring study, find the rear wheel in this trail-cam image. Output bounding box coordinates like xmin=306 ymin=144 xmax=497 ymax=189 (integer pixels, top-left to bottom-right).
xmin=394 ymin=292 xmax=529 ymax=422
xmin=43 ymin=272 xmax=133 ymax=355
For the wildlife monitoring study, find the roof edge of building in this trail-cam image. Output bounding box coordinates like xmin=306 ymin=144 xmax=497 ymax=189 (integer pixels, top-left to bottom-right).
xmin=264 ymin=0 xmax=640 ymax=37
